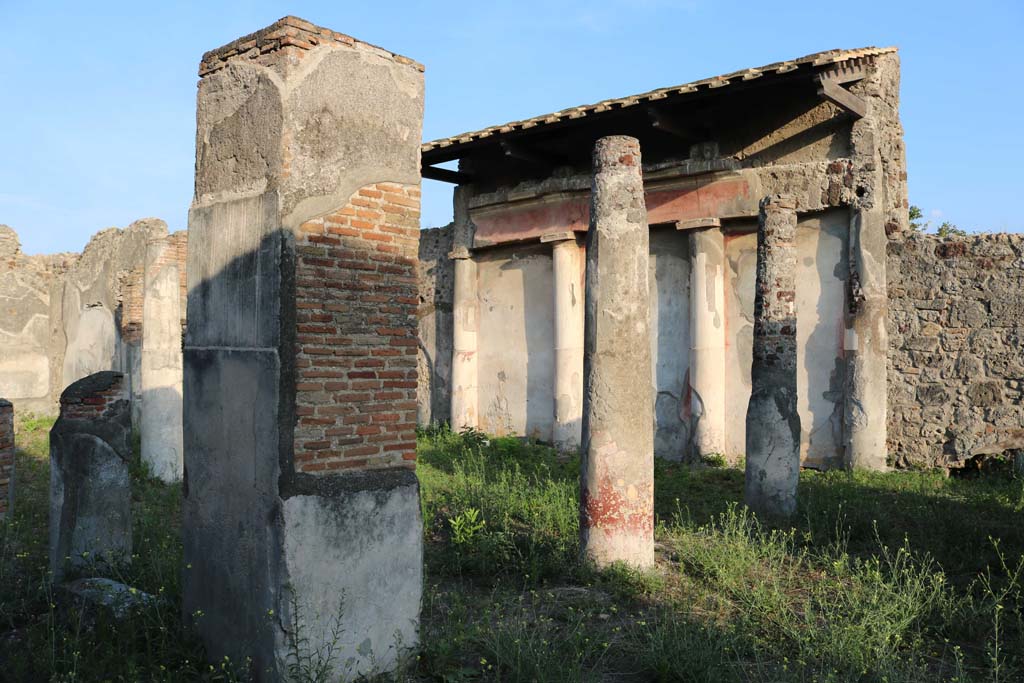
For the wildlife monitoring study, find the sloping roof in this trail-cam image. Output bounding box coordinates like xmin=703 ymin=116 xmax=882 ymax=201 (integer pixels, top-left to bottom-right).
xmin=422 ymin=46 xmax=895 ymax=156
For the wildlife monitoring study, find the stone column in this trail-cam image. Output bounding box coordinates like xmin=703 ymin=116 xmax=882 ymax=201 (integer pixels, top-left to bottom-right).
xmin=745 ymin=195 xmax=801 ymax=519
xmin=49 ymin=371 xmax=132 ymax=581
xmin=0 ymin=399 xmax=13 ymax=520
xmin=542 ymin=231 xmax=585 ymax=451
xmin=686 ymin=223 xmax=726 ymax=460
xmin=183 ymin=17 xmax=424 ymax=680
xmin=450 ymin=187 xmax=479 ymax=431
xmin=141 ymin=234 xmax=183 ymax=483
xmin=845 ymin=118 xmax=890 ymax=470
xmin=580 ymin=136 xmax=654 ymax=569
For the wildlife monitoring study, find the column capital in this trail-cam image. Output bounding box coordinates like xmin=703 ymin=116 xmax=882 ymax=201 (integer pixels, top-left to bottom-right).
xmin=448 ymin=246 xmax=473 ymax=260
xmin=540 ymin=230 xmax=578 ymax=244
xmin=760 ymin=194 xmax=798 ymax=211
xmin=675 ymin=217 xmax=721 ymax=232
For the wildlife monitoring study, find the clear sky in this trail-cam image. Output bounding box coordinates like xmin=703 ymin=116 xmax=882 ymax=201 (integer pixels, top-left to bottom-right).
xmin=1 ymin=0 xmax=1021 ymax=255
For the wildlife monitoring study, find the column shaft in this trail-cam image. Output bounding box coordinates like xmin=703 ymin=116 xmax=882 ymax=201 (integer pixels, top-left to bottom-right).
xmin=546 ymin=233 xmax=584 ymax=450
xmin=580 ymin=136 xmax=654 ymax=569
xmin=450 ymin=252 xmax=478 ymax=430
xmin=744 ymin=195 xmax=801 ymax=519
xmin=141 ymin=235 xmax=183 ymax=483
xmin=687 ymin=226 xmax=726 ymax=459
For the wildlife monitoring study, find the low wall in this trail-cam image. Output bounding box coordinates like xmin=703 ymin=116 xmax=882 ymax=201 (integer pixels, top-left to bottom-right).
xmin=888 ymin=233 xmax=1024 ymax=468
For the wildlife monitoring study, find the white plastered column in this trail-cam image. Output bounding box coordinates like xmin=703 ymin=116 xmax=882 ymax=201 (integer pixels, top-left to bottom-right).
xmin=683 ymin=219 xmax=727 ymax=459
xmin=450 ymin=246 xmax=479 ymax=430
xmin=542 ymin=231 xmax=585 ymax=450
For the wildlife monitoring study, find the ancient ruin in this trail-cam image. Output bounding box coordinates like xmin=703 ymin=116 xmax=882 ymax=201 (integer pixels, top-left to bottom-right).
xmin=0 ymin=220 xmax=187 ymax=424
xmin=0 ymin=399 xmax=13 ymax=520
xmin=49 ymin=371 xmax=132 ymax=581
xmin=140 ymin=231 xmax=184 ymax=482
xmin=745 ymin=195 xmax=801 ymax=518
xmin=181 ymin=17 xmax=423 ymax=679
xmin=580 ymin=136 xmax=655 ymax=568
xmin=418 ymin=46 xmax=912 ymax=470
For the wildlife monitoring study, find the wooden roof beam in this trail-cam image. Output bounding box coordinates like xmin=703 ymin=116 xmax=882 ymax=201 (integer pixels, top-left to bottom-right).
xmin=816 ymin=76 xmax=867 ymax=118
xmin=422 ymin=165 xmax=473 ymax=184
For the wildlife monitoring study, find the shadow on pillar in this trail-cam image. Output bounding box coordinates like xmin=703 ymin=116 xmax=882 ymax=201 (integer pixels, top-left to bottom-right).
xmin=183 ymin=226 xmax=422 ymax=681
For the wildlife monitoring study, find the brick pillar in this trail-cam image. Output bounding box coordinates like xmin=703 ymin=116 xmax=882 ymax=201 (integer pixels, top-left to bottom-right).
xmin=542 ymin=231 xmax=585 ymax=451
xmin=183 ymin=17 xmax=424 ymax=680
xmin=49 ymin=371 xmax=132 ymax=581
xmin=745 ymin=195 xmax=801 ymax=519
xmin=449 ymin=186 xmax=479 ymax=430
xmin=580 ymin=136 xmax=654 ymax=569
xmin=141 ymin=233 xmax=183 ymax=482
xmin=686 ymin=223 xmax=726 ymax=460
xmin=0 ymin=399 xmax=13 ymax=520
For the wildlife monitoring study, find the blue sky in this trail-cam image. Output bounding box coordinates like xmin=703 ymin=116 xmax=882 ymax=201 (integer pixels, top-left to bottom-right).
xmin=1 ymin=0 xmax=1021 ymax=255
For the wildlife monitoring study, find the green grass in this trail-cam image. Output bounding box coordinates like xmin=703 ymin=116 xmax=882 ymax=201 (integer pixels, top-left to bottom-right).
xmin=416 ymin=426 xmax=1024 ymax=682
xmin=3 ymin=419 xmax=1023 ymax=681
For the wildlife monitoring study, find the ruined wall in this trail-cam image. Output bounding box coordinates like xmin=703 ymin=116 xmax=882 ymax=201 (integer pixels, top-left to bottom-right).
xmin=0 ymin=226 xmax=72 ymax=414
xmin=888 ymin=233 xmax=1024 ymax=468
xmin=417 ymin=224 xmax=454 ymax=425
xmin=0 ymin=222 xmax=187 ymax=417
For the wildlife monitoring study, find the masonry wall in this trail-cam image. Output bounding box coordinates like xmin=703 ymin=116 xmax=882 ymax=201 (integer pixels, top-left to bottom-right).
xmin=0 ymin=226 xmax=72 ymax=414
xmin=0 ymin=222 xmax=187 ymax=417
xmin=888 ymin=233 xmax=1024 ymax=468
xmin=294 ymin=183 xmax=420 ymax=473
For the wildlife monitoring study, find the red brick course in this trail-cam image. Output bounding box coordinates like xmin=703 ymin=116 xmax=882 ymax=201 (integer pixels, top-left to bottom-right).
xmin=60 ymin=375 xmax=127 ymax=422
xmin=293 ymin=182 xmax=421 ymax=473
xmin=199 ymin=16 xmax=424 ymax=77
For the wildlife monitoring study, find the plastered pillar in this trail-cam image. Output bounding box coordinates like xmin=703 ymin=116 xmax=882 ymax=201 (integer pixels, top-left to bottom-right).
xmin=845 ymin=117 xmax=889 ymax=471
xmin=686 ymin=224 xmax=726 ymax=459
xmin=183 ymin=17 xmax=424 ymax=680
xmin=450 ymin=186 xmax=479 ymax=431
xmin=140 ymin=234 xmax=183 ymax=483
xmin=745 ymin=195 xmax=801 ymax=519
xmin=543 ymin=231 xmax=585 ymax=451
xmin=580 ymin=136 xmax=654 ymax=569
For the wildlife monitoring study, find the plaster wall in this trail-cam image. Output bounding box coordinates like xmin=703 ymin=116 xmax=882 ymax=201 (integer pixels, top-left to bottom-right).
xmin=724 ymin=210 xmax=848 ymax=467
xmin=649 ymin=227 xmax=691 ymax=459
xmin=475 ymin=244 xmax=555 ymax=439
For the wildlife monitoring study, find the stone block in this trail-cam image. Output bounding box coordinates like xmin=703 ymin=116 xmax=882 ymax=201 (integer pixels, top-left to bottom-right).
xmin=49 ymin=371 xmax=132 ymax=581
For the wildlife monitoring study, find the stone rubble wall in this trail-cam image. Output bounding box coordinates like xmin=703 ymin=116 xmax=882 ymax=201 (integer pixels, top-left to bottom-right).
xmin=888 ymin=232 xmax=1024 ymax=469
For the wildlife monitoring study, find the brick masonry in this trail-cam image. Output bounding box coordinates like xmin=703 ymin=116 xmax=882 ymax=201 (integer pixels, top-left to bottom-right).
xmin=293 ymin=182 xmax=421 ymax=473
xmin=888 ymin=232 xmax=1024 ymax=468
xmin=198 ymin=15 xmax=424 ymax=77
xmin=0 ymin=399 xmax=13 ymax=518
xmin=118 ymin=230 xmax=188 ymax=344
xmin=58 ymin=372 xmax=127 ymax=422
